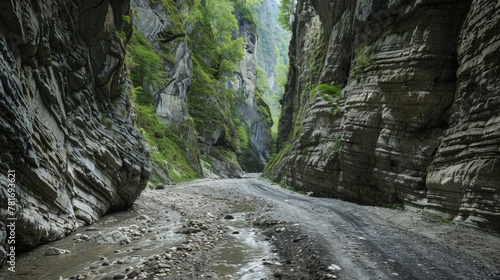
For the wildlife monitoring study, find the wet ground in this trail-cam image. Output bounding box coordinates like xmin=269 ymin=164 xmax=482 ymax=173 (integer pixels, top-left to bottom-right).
xmin=3 ymin=175 xmax=500 ymax=279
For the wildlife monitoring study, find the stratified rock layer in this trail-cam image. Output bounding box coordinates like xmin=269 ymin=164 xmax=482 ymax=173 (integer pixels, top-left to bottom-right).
xmin=268 ymin=0 xmax=500 ymax=231
xmin=233 ymin=15 xmax=273 ymax=172
xmin=0 ymin=0 xmax=150 ymax=260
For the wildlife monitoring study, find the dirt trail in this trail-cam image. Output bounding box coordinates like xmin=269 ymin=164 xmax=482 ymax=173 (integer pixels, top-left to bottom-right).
xmin=3 ymin=175 xmax=500 ymax=279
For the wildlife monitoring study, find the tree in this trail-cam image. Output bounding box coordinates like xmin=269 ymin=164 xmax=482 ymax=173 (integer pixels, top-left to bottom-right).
xmin=278 ymin=0 xmax=296 ymax=31
xmin=129 ymin=45 xmax=167 ymax=105
xmin=190 ymin=0 xmax=245 ymax=80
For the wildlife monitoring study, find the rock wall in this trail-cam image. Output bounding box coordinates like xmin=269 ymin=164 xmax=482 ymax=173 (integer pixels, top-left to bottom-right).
xmin=0 ymin=0 xmax=150 ymax=261
xmin=131 ymin=0 xmax=202 ymax=182
xmin=233 ymin=16 xmax=273 ymax=172
xmin=268 ymin=0 xmax=500 ymax=231
xmin=130 ymin=0 xmax=271 ymax=177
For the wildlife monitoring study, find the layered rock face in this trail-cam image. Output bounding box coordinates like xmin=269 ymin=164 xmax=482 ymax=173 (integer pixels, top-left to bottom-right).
xmin=233 ymin=16 xmax=273 ymax=172
xmin=131 ymin=0 xmax=202 ymax=182
xmin=132 ymin=0 xmax=192 ymax=126
xmin=0 ymin=0 xmax=150 ymax=260
xmin=268 ymin=0 xmax=500 ymax=230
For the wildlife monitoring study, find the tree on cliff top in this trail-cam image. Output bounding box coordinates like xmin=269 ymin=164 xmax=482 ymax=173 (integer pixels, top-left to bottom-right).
xmin=277 ymin=0 xmax=296 ymax=31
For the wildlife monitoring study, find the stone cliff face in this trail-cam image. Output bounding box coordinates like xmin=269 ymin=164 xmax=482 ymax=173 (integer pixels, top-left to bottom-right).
xmin=133 ymin=0 xmax=192 ymax=126
xmin=131 ymin=0 xmax=202 ymax=183
xmin=131 ymin=0 xmax=272 ymax=177
xmin=233 ymin=16 xmax=273 ymax=172
xmin=0 ymin=0 xmax=150 ymax=261
xmin=267 ymin=0 xmax=500 ymax=231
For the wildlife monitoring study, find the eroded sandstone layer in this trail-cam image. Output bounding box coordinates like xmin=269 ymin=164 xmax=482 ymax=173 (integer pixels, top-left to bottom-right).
xmin=268 ymin=0 xmax=500 ymax=231
xmin=0 ymin=0 xmax=150 ymax=261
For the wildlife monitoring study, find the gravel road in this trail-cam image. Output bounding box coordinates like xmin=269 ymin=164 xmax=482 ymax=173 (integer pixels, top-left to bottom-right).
xmin=8 ymin=175 xmax=500 ymax=280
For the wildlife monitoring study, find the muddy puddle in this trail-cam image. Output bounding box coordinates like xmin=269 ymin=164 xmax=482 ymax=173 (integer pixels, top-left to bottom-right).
xmin=210 ymin=209 xmax=272 ymax=279
xmin=9 ymin=204 xmax=184 ymax=280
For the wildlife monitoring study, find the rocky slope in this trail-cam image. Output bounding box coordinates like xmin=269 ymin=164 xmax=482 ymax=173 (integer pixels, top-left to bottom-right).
xmin=266 ymin=0 xmax=500 ymax=231
xmin=0 ymin=0 xmax=150 ymax=263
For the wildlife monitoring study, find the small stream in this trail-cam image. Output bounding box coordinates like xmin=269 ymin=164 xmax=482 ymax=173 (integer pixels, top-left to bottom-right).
xmin=11 ymin=208 xmax=184 ymax=280
xmin=210 ymin=210 xmax=272 ymax=279
xmin=8 ymin=200 xmax=273 ymax=280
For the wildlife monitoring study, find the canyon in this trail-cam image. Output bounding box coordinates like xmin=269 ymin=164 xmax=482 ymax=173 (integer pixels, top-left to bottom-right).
xmin=0 ymin=0 xmax=499 ymax=277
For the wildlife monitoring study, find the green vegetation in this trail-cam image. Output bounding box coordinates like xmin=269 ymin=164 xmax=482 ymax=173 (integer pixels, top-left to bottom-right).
xmin=317 ymin=84 xmax=342 ymax=97
xmin=351 ymin=45 xmax=375 ymax=80
xmin=126 ymin=28 xmax=168 ymax=106
xmin=234 ymin=0 xmax=262 ymax=22
xmin=421 ymin=211 xmax=453 ymax=224
xmin=116 ymin=31 xmax=127 ymax=42
xmin=125 ymin=0 xmax=275 ymax=182
xmin=237 ymin=125 xmax=249 ymax=150
xmin=256 ymin=4 xmax=290 ymax=140
xmin=385 ymin=201 xmax=405 ymax=210
xmin=124 ymin=1 xmax=204 ymax=183
xmin=122 ymin=15 xmax=132 ymax=24
xmin=101 ymin=114 xmax=113 ymax=130
xmin=255 ymin=69 xmax=273 ymax=127
xmin=314 ymin=84 xmax=342 ymax=115
xmin=264 ymin=142 xmax=292 ymax=176
xmin=189 ymin=0 xmax=245 ymax=80
xmin=135 ymin=104 xmax=199 ymax=182
xmin=329 ymin=133 xmax=342 ymax=160
xmin=278 ymin=0 xmax=296 ymax=31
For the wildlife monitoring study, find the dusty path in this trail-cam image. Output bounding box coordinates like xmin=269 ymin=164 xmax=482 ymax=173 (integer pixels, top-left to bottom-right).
xmin=4 ymin=175 xmax=500 ymax=279
xmin=185 ymin=176 xmax=500 ymax=280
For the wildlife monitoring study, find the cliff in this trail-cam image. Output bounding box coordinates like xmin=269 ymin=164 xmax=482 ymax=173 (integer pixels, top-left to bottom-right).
xmin=131 ymin=0 xmax=202 ymax=183
xmin=130 ymin=0 xmax=273 ymax=178
xmin=266 ymin=0 xmax=500 ymax=231
xmin=0 ymin=0 xmax=150 ymax=261
xmin=233 ymin=15 xmax=273 ymax=172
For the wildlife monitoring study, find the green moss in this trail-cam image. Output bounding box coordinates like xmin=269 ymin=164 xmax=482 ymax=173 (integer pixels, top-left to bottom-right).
xmin=135 ymin=104 xmax=200 ymax=182
xmin=385 ymin=201 xmax=405 ymax=210
xmin=331 ymin=133 xmax=341 ymax=155
xmin=350 ymin=45 xmax=375 ymax=80
xmin=122 ymin=15 xmax=132 ymax=24
xmin=422 ymin=211 xmax=453 ymax=224
xmin=101 ymin=115 xmax=113 ymax=130
xmin=116 ymin=31 xmax=127 ymax=42
xmin=317 ymin=84 xmax=341 ymax=98
xmin=313 ymin=84 xmax=343 ymax=115
xmin=264 ymin=142 xmax=292 ymax=176
xmin=237 ymin=125 xmax=249 ymax=150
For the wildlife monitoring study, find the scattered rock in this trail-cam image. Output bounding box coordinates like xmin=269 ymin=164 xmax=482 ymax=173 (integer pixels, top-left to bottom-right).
xmin=91 ymin=230 xmax=130 ymax=244
xmin=224 ymin=214 xmax=235 ymax=220
xmin=275 ymin=227 xmax=285 ymax=233
xmin=45 ymin=247 xmax=70 ymax=256
xmin=137 ymin=215 xmax=150 ymax=221
xmin=326 ymin=264 xmax=342 ymax=272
